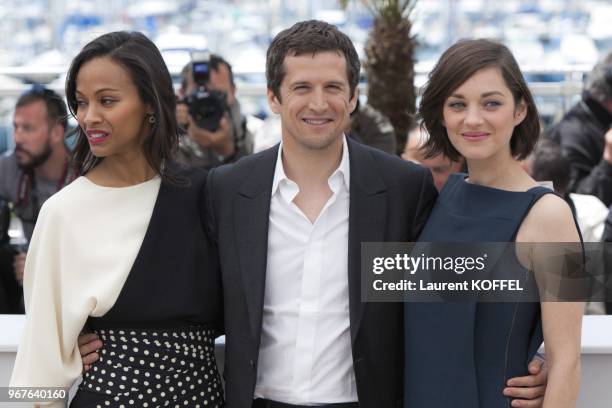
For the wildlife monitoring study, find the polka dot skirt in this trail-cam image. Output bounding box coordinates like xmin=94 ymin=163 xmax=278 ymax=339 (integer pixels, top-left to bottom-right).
xmin=79 ymin=326 xmax=224 ymax=407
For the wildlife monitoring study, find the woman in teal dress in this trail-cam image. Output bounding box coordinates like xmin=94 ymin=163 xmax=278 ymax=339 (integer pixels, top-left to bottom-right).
xmin=404 ymin=39 xmax=583 ymax=408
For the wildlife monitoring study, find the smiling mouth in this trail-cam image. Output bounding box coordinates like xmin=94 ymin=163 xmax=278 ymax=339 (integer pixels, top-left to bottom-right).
xmin=462 ymin=133 xmax=489 ymax=141
xmin=86 ymin=131 xmax=110 ymax=144
xmin=303 ymin=118 xmax=333 ymax=125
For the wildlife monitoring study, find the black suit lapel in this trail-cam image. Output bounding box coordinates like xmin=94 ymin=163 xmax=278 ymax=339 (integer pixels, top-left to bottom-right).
xmin=234 ymin=145 xmax=278 ymax=341
xmin=347 ymin=140 xmax=387 ymax=343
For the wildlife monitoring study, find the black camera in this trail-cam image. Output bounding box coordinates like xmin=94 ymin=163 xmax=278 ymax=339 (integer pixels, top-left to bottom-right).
xmin=183 ymin=51 xmax=228 ymax=132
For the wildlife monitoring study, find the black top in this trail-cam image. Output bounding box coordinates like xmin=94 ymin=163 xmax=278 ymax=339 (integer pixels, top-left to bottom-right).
xmin=87 ymin=164 xmax=222 ymax=331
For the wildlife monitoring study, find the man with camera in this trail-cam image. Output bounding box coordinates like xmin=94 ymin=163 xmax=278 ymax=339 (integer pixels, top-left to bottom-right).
xmin=176 ymin=52 xmax=253 ymax=169
xmin=547 ymin=51 xmax=612 ymax=206
xmin=0 ymin=85 xmax=75 ymax=312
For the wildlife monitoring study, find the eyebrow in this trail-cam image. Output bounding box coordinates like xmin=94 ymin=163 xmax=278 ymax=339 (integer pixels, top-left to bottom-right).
xmin=75 ymin=87 xmax=121 ymax=96
xmin=449 ymin=91 xmax=506 ymax=99
xmin=289 ymin=80 xmax=346 ymax=87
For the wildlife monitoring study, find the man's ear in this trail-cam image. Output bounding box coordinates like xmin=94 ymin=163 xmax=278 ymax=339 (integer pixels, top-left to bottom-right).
xmin=349 ymin=87 xmax=359 ymax=114
xmin=267 ymin=88 xmax=281 ymax=114
xmin=50 ymin=123 xmax=65 ymax=145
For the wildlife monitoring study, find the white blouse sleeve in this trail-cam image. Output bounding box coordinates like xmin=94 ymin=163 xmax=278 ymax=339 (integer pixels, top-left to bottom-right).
xmin=9 ymin=176 xmax=159 ymax=407
xmin=10 ymin=198 xmax=92 ymax=406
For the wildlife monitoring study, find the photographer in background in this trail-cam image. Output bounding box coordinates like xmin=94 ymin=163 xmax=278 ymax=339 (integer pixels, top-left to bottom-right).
xmin=0 ymin=85 xmax=76 ymax=312
xmin=176 ymin=52 xmax=253 ymax=168
xmin=547 ymin=51 xmax=612 ymax=206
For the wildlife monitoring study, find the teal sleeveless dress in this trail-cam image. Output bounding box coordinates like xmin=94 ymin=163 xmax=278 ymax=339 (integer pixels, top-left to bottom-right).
xmin=404 ymin=173 xmax=566 ymax=407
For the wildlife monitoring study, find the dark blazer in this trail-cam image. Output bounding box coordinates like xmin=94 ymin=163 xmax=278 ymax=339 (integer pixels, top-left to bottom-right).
xmin=206 ymin=139 xmax=437 ymax=408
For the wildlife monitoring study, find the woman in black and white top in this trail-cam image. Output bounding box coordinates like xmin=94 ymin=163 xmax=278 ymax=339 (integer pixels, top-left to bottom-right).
xmin=10 ymin=31 xmax=224 ymax=408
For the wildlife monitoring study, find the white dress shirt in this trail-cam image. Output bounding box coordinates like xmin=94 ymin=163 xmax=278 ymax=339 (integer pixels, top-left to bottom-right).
xmin=254 ymin=137 xmax=357 ymax=404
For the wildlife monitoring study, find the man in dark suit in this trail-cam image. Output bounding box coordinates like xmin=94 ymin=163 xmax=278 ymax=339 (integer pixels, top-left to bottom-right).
xmin=79 ymin=20 xmax=548 ymax=408
xmin=205 ymin=20 xmax=548 ymax=408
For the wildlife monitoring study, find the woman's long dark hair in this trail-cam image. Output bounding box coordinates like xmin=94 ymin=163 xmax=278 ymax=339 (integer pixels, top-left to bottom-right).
xmin=65 ymin=31 xmax=181 ymax=182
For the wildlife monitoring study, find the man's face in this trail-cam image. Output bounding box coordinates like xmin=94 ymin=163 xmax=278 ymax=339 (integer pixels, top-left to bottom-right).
xmin=267 ymin=51 xmax=358 ymax=152
xmin=12 ymin=100 xmax=54 ymax=169
xmin=402 ymin=129 xmax=463 ymax=191
xmin=185 ymin=63 xmax=236 ymax=106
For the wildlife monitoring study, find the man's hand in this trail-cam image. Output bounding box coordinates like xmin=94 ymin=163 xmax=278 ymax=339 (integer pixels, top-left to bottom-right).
xmin=78 ymin=333 xmax=103 ymax=373
xmin=503 ymin=356 xmax=548 ymax=407
xmin=602 ymin=128 xmax=612 ymax=164
xmin=188 ymin=114 xmax=235 ymax=158
xmin=13 ymin=252 xmax=26 ymax=286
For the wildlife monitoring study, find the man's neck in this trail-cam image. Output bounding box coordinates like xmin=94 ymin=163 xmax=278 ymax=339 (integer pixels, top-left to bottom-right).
xmin=281 ymin=136 xmax=344 ymax=190
xmin=280 ymin=135 xmax=344 ymax=224
xmin=34 ymin=147 xmax=68 ymax=182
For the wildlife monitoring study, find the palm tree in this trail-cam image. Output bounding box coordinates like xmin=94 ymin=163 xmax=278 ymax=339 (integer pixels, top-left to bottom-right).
xmin=342 ymin=0 xmax=417 ymax=155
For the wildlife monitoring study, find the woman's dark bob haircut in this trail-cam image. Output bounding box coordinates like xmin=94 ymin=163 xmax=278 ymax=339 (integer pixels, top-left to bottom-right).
xmin=65 ymin=31 xmax=179 ymax=179
xmin=419 ymin=38 xmax=540 ymax=161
